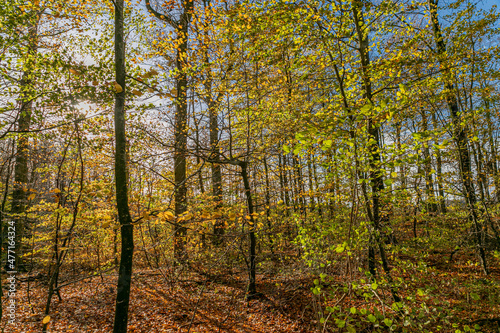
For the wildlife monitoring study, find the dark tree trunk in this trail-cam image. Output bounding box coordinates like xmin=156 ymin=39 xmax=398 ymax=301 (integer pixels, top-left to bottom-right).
xmin=210 ymin=101 xmax=224 ymax=245
xmin=146 ymin=0 xmax=193 ymax=262
xmin=262 ymin=155 xmax=273 ymax=252
xmin=11 ymin=21 xmax=38 ymax=271
xmin=307 ymin=154 xmax=315 ymax=212
xmin=352 ymin=0 xmax=400 ymax=302
xmin=421 ymin=110 xmax=437 ymax=213
xmin=395 ymin=122 xmax=407 ymax=191
xmin=240 ymin=162 xmax=258 ymax=299
xmin=431 ymin=112 xmax=447 ymax=213
xmin=485 ymin=106 xmax=500 ymax=202
xmin=428 ymin=0 xmax=488 ymax=274
xmin=113 ymin=1 xmax=135 ymax=331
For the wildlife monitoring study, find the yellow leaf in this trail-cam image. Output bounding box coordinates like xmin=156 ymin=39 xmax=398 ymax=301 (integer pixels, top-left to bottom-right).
xmin=69 ymin=68 xmax=80 ymax=75
xmin=132 ymin=89 xmax=143 ymax=97
xmin=147 ymin=88 xmax=154 ymax=93
xmin=114 ymin=82 xmax=123 ymax=93
xmin=183 ymin=213 xmax=193 ymax=221
xmin=212 ymin=212 xmax=222 ymax=219
xmin=102 ymin=221 xmax=110 ymax=228
xmin=27 ymin=193 xmax=36 ymax=200
xmin=201 ymin=212 xmax=211 ymax=219
xmin=52 ymin=188 xmax=61 ymax=193
xmin=42 ymin=316 xmax=51 ymax=324
xmin=164 ymin=211 xmax=175 ymax=221
xmin=142 ymin=211 xmax=150 ymax=220
xmin=228 ymin=212 xmax=236 ymax=219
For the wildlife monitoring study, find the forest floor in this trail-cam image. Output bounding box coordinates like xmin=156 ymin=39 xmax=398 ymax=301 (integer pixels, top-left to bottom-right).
xmin=4 ymin=244 xmax=500 ymax=332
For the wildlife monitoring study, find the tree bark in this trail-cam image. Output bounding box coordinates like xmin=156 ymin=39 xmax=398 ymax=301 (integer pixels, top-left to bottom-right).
xmin=352 ymin=0 xmax=400 ymax=302
xmin=145 ymin=0 xmax=193 ymax=262
xmin=210 ymin=100 xmax=224 ymax=245
xmin=113 ymin=1 xmax=135 ymax=331
xmin=421 ymin=110 xmax=437 ymax=213
xmin=240 ymin=162 xmax=258 ymax=299
xmin=431 ymin=112 xmax=447 ymax=213
xmin=11 ymin=20 xmax=38 ymax=271
xmin=428 ymin=0 xmax=488 ymax=274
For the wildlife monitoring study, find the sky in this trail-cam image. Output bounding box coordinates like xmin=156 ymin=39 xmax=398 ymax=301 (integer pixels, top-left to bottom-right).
xmin=476 ymin=0 xmax=498 ymax=11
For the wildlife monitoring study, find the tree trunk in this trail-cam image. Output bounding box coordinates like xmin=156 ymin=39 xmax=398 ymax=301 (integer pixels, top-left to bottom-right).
xmin=146 ymin=0 xmax=193 ymax=262
xmin=11 ymin=20 xmax=38 ymax=271
xmin=113 ymin=1 xmax=135 ymax=331
xmin=428 ymin=0 xmax=488 ymax=274
xmin=421 ymin=110 xmax=437 ymax=213
xmin=485 ymin=106 xmax=500 ymax=202
xmin=431 ymin=112 xmax=447 ymax=213
xmin=352 ymin=0 xmax=400 ymax=302
xmin=210 ymin=101 xmax=224 ymax=245
xmin=240 ymin=162 xmax=258 ymax=299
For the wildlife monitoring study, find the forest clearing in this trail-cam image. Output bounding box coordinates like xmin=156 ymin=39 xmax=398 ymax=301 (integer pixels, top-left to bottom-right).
xmin=1 ymin=0 xmax=500 ymax=332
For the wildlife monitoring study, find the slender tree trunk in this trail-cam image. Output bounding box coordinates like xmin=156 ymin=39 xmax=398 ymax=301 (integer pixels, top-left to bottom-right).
xmin=262 ymin=155 xmax=273 ymax=252
xmin=307 ymin=154 xmax=315 ymax=212
xmin=0 ymin=151 xmax=13 ymax=319
xmin=352 ymin=0 xmax=400 ymax=302
xmin=210 ymin=100 xmax=224 ymax=245
xmin=428 ymin=0 xmax=488 ymax=274
xmin=421 ymin=110 xmax=437 ymax=213
xmin=240 ymin=162 xmax=258 ymax=299
xmin=395 ymin=122 xmax=406 ymax=191
xmin=146 ymin=0 xmax=193 ymax=262
xmin=113 ymin=1 xmax=135 ymax=331
xmin=312 ymin=156 xmax=323 ymax=217
xmin=11 ymin=20 xmax=38 ymax=271
xmin=278 ymin=151 xmax=286 ymax=209
xmin=431 ymin=112 xmax=447 ymax=213
xmin=485 ymin=106 xmax=500 ymax=202
xmin=193 ymin=115 xmax=205 ymax=195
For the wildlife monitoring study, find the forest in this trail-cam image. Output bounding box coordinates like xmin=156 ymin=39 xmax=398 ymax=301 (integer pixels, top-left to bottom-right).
xmin=1 ymin=0 xmax=499 ymax=332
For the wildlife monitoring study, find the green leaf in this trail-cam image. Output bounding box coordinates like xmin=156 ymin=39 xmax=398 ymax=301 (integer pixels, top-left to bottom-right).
xmin=350 ymin=307 xmax=357 ymax=314
xmin=336 ymin=319 xmax=346 ymax=328
xmin=323 ymin=139 xmax=333 ymax=149
xmin=384 ymin=318 xmax=393 ymax=327
xmin=470 ymin=293 xmax=480 ymax=300
xmin=368 ymin=314 xmax=377 ymax=323
xmin=361 ymin=104 xmax=372 ymax=113
xmin=371 ymin=283 xmax=378 ymax=290
xmin=391 ymin=171 xmax=398 ymax=178
xmin=283 ymin=145 xmax=290 ymax=154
